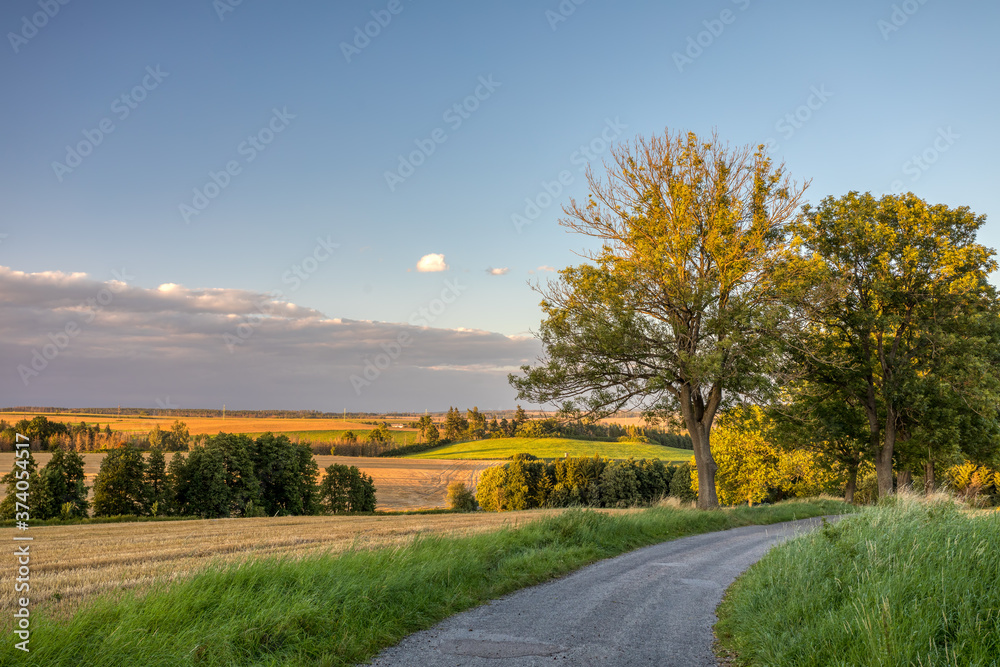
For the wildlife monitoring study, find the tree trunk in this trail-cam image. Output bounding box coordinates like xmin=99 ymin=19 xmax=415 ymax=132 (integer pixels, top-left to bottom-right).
xmin=678 ymin=385 xmax=721 ymax=509
xmin=924 ymin=459 xmax=935 ymax=494
xmin=897 ymin=468 xmax=912 ymax=491
xmin=844 ymin=463 xmax=858 ymax=504
xmin=875 ymin=409 xmax=897 ymax=498
xmin=690 ymin=424 xmax=719 ymax=509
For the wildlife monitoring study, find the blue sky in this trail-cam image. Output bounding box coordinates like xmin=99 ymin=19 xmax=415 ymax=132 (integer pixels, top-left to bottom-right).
xmin=2 ymin=0 xmax=999 ymax=411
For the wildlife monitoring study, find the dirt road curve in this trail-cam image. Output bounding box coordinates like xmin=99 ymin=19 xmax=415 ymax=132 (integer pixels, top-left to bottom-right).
xmin=365 ymin=516 xmax=835 ymax=667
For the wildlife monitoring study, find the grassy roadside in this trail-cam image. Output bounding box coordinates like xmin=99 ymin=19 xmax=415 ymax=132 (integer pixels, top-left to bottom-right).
xmin=4 ymin=499 xmax=847 ymax=666
xmin=715 ymin=495 xmax=1000 ymax=666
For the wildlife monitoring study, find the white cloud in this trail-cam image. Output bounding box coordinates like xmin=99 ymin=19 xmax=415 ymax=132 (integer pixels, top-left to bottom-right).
xmin=537 ymin=265 xmax=556 ymax=272
xmin=416 ymin=253 xmax=448 ymax=272
xmin=0 ymin=266 xmax=541 ymax=411
xmin=486 ymin=267 xmax=509 ymax=276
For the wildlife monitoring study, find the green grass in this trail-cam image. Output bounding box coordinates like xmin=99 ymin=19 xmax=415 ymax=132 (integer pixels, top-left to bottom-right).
xmin=4 ymin=499 xmax=847 ymax=666
xmin=242 ymin=429 xmax=417 ymax=445
xmin=715 ymin=495 xmax=1000 ymax=666
xmin=406 ymin=436 xmax=693 ymax=461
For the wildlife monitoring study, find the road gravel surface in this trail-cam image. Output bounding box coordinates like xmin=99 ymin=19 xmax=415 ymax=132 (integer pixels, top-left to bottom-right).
xmin=366 ymin=515 xmax=835 ymax=666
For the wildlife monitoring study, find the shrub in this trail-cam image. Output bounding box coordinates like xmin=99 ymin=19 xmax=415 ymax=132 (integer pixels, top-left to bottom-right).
xmin=669 ymin=462 xmax=697 ymax=502
xmin=599 ymin=460 xmax=641 ymax=507
xmin=478 ymin=456 xmax=677 ymax=511
xmin=475 ymin=464 xmax=508 ymax=512
xmin=446 ymin=482 xmax=478 ymax=511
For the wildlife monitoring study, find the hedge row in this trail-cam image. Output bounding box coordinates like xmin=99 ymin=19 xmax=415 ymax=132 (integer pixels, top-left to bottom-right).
xmin=475 ymin=454 xmax=696 ymax=511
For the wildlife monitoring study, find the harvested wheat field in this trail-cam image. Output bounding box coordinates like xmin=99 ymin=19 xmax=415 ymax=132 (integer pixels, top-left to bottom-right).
xmin=0 ymin=411 xmax=398 ymax=436
xmin=0 ymin=509 xmax=607 ymax=620
xmin=0 ymin=454 xmax=496 ymax=511
xmin=316 ymin=456 xmax=495 ymax=509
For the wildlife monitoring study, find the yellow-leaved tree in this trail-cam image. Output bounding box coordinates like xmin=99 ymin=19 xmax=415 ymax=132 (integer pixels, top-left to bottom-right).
xmin=692 ymin=408 xmax=840 ymax=505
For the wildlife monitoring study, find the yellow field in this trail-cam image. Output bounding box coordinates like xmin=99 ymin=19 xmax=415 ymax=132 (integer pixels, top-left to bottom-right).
xmin=0 ymin=412 xmax=402 ymax=435
xmin=0 ymin=509 xmax=604 ymax=619
xmin=0 ymin=453 xmax=496 ymax=512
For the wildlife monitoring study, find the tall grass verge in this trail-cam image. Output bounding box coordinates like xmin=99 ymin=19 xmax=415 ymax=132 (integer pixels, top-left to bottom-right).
xmin=716 ymin=493 xmax=1000 ymax=666
xmin=4 ymin=499 xmax=846 ymax=666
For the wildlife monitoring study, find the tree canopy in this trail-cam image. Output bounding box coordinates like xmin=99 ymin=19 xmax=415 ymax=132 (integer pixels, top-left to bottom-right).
xmin=510 ymin=129 xmax=807 ymax=508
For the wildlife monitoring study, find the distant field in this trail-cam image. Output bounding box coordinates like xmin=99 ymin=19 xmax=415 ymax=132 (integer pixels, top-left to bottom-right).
xmin=407 ymin=437 xmax=693 ymax=461
xmin=0 ymin=411 xmax=408 ymax=436
xmin=244 ymin=429 xmax=418 ymax=446
xmin=0 ymin=453 xmax=492 ymax=512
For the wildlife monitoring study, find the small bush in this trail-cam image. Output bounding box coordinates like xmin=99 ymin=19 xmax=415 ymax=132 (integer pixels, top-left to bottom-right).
xmin=669 ymin=462 xmax=697 ymax=502
xmin=446 ymin=482 xmax=478 ymax=511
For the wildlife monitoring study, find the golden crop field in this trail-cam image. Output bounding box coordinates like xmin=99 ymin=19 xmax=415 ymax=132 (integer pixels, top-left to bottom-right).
xmin=0 ymin=509 xmax=612 ymax=620
xmin=0 ymin=412 xmax=401 ymax=435
xmin=0 ymin=453 xmax=496 ymax=512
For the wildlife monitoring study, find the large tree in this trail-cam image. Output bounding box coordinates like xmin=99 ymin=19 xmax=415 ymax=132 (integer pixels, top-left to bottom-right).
xmin=36 ymin=449 xmax=89 ymax=519
xmin=92 ymin=445 xmax=147 ymax=516
xmin=510 ymin=129 xmax=807 ymax=508
xmin=791 ymin=191 xmax=1000 ymax=497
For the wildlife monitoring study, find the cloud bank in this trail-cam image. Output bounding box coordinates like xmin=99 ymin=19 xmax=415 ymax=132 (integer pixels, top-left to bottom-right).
xmin=0 ymin=266 xmax=541 ymax=411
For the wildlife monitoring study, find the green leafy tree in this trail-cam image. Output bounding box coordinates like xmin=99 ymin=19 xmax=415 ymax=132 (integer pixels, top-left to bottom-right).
xmin=165 ymin=452 xmax=187 ymax=515
xmin=168 ymin=420 xmax=190 ymax=451
xmin=147 ymin=425 xmax=166 ymax=450
xmin=319 ymin=464 xmax=376 ymax=513
xmin=0 ymin=452 xmax=39 ymax=520
xmin=92 ymin=445 xmax=147 ymax=516
xmin=250 ymin=433 xmax=319 ymax=516
xmin=443 ymin=407 xmax=467 ymax=442
xmin=510 ymin=130 xmax=807 ymax=508
xmin=791 ymin=192 xmax=1000 ymax=497
xmin=417 ymin=415 xmax=433 ymax=442
xmin=203 ymin=433 xmax=260 ymax=516
xmin=425 ymin=423 xmax=440 ymax=447
xmin=145 ymin=448 xmax=168 ymax=515
xmin=770 ymin=384 xmax=868 ymax=503
xmin=36 ymin=449 xmax=89 ymax=519
xmin=172 ymin=445 xmax=229 ymax=518
xmin=466 ymin=407 xmax=487 ymax=440
xmin=446 ymin=482 xmax=478 ymax=511
xmin=365 ymin=423 xmax=393 ymax=444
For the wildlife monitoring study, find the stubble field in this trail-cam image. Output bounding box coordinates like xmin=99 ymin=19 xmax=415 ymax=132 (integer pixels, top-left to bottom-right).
xmin=0 ymin=509 xmax=580 ymax=620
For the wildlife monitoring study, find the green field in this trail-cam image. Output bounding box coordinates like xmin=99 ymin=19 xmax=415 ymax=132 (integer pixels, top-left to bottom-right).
xmin=406 ymin=437 xmax=693 ymax=461
xmin=243 ymin=429 xmax=418 ymax=445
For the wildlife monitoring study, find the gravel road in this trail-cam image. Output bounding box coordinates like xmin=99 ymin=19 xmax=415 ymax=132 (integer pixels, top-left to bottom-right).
xmin=365 ymin=515 xmax=835 ymax=667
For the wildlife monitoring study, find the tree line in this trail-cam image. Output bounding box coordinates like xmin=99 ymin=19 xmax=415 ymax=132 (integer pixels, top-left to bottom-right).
xmin=410 ymin=406 xmax=692 ymax=449
xmin=475 ymin=454 xmax=695 ymax=511
xmin=0 ymin=432 xmax=377 ymax=521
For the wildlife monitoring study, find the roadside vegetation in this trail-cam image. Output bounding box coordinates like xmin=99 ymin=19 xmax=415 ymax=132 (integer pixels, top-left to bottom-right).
xmin=716 ymin=494 xmax=1000 ymax=666
xmin=0 ymin=499 xmax=847 ymax=666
